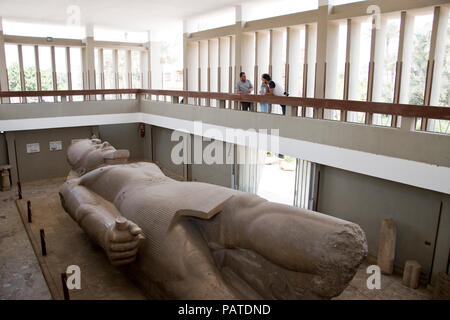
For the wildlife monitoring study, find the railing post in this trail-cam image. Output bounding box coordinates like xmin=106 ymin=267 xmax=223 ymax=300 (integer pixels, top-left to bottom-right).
xmin=218 ymin=99 xmax=226 ymax=108
xmin=172 ymin=96 xmax=180 ymax=104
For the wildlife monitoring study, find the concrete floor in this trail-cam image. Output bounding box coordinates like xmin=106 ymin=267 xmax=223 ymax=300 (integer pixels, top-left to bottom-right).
xmin=1 ymin=178 xmax=433 ymax=300
xmin=0 ymin=181 xmax=52 ymax=300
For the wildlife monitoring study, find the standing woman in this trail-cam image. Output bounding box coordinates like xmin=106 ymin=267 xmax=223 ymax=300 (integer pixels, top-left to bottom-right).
xmin=261 ymin=73 xmax=287 ymax=115
xmin=259 ymin=80 xmax=269 ymax=113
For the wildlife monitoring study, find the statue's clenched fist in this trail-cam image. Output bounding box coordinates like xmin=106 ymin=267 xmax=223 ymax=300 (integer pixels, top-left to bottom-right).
xmin=105 ymin=217 xmax=145 ymax=266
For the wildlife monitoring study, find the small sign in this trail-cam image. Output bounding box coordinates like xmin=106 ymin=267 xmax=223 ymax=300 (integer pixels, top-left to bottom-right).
xmin=26 ymin=143 xmax=40 ymax=154
xmin=49 ymin=141 xmax=63 ymax=151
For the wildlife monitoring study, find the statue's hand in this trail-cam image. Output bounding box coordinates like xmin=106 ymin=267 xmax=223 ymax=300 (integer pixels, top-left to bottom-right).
xmin=105 ymin=217 xmax=145 ymax=266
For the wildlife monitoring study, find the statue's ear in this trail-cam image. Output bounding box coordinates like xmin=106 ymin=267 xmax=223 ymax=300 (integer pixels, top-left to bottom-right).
xmin=175 ymin=194 xmax=234 ymax=221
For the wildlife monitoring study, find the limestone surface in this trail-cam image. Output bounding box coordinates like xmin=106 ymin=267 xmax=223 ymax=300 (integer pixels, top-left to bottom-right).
xmin=59 ymin=138 xmax=368 ymax=299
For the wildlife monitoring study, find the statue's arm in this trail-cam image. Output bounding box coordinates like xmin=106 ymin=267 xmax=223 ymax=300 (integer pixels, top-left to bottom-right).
xmin=59 ymin=181 xmax=144 ymax=266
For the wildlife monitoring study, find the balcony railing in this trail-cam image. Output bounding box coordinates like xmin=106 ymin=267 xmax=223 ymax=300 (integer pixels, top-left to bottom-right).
xmin=1 ymin=89 xmax=449 ymax=133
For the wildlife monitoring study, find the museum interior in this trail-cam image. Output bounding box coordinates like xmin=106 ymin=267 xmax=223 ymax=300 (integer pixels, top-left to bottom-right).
xmin=0 ymin=0 xmax=449 ymax=301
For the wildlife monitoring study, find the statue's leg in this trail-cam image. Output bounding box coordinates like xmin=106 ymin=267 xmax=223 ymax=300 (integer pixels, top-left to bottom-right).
xmin=193 ymin=195 xmax=367 ymax=299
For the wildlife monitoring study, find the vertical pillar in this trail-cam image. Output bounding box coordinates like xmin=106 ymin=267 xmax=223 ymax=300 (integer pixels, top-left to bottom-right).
xmin=84 ymin=25 xmax=96 ymax=100
xmin=0 ymin=17 xmax=9 ymax=102
xmin=198 ymin=41 xmax=201 ymax=105
xmin=342 ymin=19 xmax=352 ymax=121
xmin=97 ymin=48 xmax=105 ymax=89
xmin=314 ymin=2 xmax=330 ymax=119
xmin=424 ymin=6 xmax=448 ymax=131
xmin=234 ymin=5 xmax=243 ymax=84
xmin=371 ymin=17 xmax=388 ymax=126
xmin=183 ymin=21 xmax=188 ymax=92
xmin=269 ymin=29 xmax=273 ymax=76
xmin=285 ymin=27 xmax=290 ymax=94
xmin=66 ymin=47 xmax=72 ymax=90
xmin=324 ymin=22 xmax=339 ymax=120
xmin=254 ymin=32 xmax=258 ymax=94
xmin=145 ymin=31 xmax=152 ymax=89
xmin=34 ymin=45 xmax=42 ymax=102
xmin=50 ymin=45 xmax=57 ymax=101
xmin=207 ymin=39 xmax=211 ymax=105
xmin=398 ymin=11 xmax=415 ymax=131
xmin=347 ymin=19 xmax=362 ymax=122
xmin=126 ymin=50 xmax=132 ymax=88
xmin=288 ymin=27 xmax=301 ymax=98
xmin=17 ymin=45 xmax=26 ymax=103
xmin=218 ymin=38 xmax=221 ymax=93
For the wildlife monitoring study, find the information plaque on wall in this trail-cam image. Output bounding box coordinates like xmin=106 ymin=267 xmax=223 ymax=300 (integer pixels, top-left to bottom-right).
xmin=26 ymin=143 xmax=40 ymax=154
xmin=49 ymin=141 xmax=63 ymax=151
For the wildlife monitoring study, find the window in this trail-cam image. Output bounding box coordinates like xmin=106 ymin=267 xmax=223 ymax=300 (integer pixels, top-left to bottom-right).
xmin=103 ymin=49 xmax=115 ymax=89
xmin=38 ymin=46 xmax=54 ymax=102
xmin=408 ymin=13 xmax=433 ymax=105
xmin=70 ymin=47 xmax=84 ymax=101
xmin=131 ymin=51 xmax=142 ymax=88
xmin=55 ymin=47 xmax=68 ymax=90
xmin=118 ymin=50 xmax=128 ymax=89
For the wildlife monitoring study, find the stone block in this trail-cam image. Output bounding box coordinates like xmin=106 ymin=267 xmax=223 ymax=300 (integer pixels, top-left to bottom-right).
xmin=402 ymin=260 xmax=421 ymax=289
xmin=377 ymin=218 xmax=396 ymax=274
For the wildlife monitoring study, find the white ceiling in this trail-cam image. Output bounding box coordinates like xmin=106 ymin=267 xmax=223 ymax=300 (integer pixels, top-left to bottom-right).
xmin=0 ymin=0 xmax=252 ymax=32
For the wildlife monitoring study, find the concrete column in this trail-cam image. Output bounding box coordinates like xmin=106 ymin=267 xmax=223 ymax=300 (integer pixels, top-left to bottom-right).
xmin=398 ymin=12 xmax=414 ymax=105
xmin=346 ymin=19 xmax=362 ymax=123
xmin=314 ymin=3 xmax=330 ymax=119
xmin=219 ymin=37 xmax=230 ymax=94
xmin=126 ymin=50 xmax=132 ymax=88
xmin=241 ymin=33 xmax=255 ymax=87
xmin=371 ymin=17 xmax=388 ymax=125
xmin=325 ymin=22 xmax=339 ymax=99
xmin=83 ymin=25 xmax=96 ymax=101
xmin=84 ymin=25 xmax=96 ymax=91
xmin=426 ymin=6 xmax=449 ymax=131
xmin=288 ymin=27 xmax=301 ymax=98
xmin=305 ymin=24 xmax=317 ymax=100
xmin=234 ymin=5 xmax=243 ymax=85
xmin=145 ymin=31 xmax=152 ymax=89
xmin=183 ymin=21 xmax=188 ymax=91
xmin=97 ymin=48 xmax=105 ymax=90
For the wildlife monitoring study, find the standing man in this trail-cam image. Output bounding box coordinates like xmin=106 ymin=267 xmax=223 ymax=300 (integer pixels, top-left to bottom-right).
xmin=235 ymin=72 xmax=253 ymax=111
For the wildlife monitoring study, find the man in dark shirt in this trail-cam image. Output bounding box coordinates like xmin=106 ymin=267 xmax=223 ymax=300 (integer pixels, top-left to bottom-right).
xmin=235 ymin=72 xmax=253 ymax=111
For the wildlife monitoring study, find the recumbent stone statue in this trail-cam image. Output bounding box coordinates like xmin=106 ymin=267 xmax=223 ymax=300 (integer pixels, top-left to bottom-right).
xmin=59 ymin=138 xmax=368 ymax=299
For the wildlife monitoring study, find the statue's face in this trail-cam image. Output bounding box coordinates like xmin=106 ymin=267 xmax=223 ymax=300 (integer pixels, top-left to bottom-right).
xmin=67 ymin=139 xmax=118 ymax=176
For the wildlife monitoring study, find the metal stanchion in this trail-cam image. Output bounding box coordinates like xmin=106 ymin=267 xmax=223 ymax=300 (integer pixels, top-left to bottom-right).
xmin=27 ymin=200 xmax=32 ymax=223
xmin=61 ymin=273 xmax=70 ymax=300
xmin=40 ymin=229 xmax=47 ymax=256
xmin=17 ymin=181 xmax=23 ymax=199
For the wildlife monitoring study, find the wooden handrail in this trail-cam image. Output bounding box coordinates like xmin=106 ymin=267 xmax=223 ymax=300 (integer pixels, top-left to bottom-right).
xmin=1 ymin=89 xmax=449 ymax=121
xmin=0 ymin=89 xmax=139 ymax=97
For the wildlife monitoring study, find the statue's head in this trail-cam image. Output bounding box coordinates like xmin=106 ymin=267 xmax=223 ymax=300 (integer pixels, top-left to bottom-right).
xmin=67 ymin=137 xmax=130 ymax=176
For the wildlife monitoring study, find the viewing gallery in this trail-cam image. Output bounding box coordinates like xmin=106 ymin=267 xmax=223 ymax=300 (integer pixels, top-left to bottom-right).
xmin=0 ymin=0 xmax=449 ymax=301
